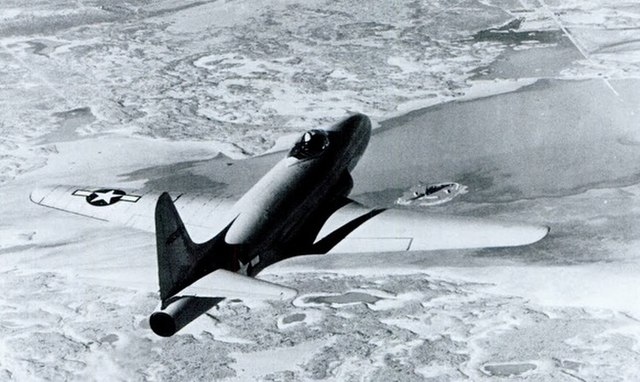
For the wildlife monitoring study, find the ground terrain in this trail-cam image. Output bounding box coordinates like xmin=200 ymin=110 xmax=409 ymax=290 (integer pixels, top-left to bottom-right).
xmin=1 ymin=0 xmax=640 ymax=381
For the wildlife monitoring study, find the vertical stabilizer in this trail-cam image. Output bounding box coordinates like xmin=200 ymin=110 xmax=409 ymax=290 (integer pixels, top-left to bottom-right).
xmin=156 ymin=192 xmax=196 ymax=301
xmin=155 ymin=192 xmax=212 ymax=303
xmin=155 ymin=193 xmax=235 ymax=305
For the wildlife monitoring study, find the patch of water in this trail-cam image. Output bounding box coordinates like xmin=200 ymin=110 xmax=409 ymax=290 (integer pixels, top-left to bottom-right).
xmin=353 ymin=78 xmax=640 ymax=204
xmin=482 ymin=362 xmax=537 ymax=377
xmin=304 ymin=292 xmax=381 ymax=305
xmin=282 ymin=313 xmax=306 ymax=324
xmin=40 ymin=107 xmax=95 ymax=144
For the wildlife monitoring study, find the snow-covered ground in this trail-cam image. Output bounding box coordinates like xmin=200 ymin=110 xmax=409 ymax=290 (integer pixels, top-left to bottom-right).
xmin=2 ymin=0 xmax=640 ymax=380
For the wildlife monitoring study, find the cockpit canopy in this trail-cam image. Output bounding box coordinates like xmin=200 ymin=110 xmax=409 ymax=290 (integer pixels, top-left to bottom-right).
xmin=288 ymin=129 xmax=330 ymax=159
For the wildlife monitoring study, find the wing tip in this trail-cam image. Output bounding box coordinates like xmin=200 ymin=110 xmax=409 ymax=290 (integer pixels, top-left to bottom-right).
xmin=508 ymin=222 xmax=550 ymax=246
xmin=279 ymin=286 xmax=298 ymax=300
xmin=537 ymin=224 xmax=551 ymax=243
xmin=519 ymin=224 xmax=550 ymax=246
xmin=29 ymin=186 xmax=55 ymax=205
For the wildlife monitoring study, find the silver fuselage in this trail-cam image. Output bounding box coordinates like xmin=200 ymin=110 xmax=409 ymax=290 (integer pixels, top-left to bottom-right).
xmin=222 ymin=114 xmax=371 ymax=274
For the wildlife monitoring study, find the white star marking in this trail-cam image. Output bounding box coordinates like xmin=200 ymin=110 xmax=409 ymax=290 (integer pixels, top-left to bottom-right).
xmin=92 ymin=190 xmax=118 ymax=204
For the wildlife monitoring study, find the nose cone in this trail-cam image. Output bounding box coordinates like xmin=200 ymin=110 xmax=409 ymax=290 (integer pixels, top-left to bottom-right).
xmin=327 ymin=114 xmax=372 ymax=146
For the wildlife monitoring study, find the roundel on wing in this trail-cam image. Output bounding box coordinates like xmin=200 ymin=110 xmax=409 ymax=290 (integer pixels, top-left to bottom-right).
xmin=86 ymin=189 xmax=127 ymax=206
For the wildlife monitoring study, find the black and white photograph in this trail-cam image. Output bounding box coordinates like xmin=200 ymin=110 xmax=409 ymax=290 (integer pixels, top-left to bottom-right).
xmin=1 ymin=0 xmax=639 ymax=380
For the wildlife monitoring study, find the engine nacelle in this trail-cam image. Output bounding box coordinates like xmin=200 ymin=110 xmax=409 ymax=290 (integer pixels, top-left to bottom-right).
xmin=149 ymin=296 xmax=223 ymax=337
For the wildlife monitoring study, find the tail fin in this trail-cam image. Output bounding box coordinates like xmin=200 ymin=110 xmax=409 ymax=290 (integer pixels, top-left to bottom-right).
xmin=155 ymin=193 xmax=234 ymax=304
xmin=156 ymin=192 xmax=235 ymax=303
xmin=155 ymin=192 xmax=202 ymax=302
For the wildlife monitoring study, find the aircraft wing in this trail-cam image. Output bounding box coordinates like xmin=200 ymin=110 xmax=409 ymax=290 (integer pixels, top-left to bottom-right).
xmin=31 ymin=185 xmax=548 ymax=254
xmin=312 ymin=201 xmax=549 ymax=254
xmin=30 ymin=185 xmax=238 ymax=243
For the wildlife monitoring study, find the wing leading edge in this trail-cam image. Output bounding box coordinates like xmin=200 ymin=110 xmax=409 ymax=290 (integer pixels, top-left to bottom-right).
xmin=313 ymin=201 xmax=549 ymax=254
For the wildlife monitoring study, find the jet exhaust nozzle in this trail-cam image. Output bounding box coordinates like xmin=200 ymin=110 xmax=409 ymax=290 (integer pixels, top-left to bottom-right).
xmin=149 ymin=296 xmax=224 ymax=337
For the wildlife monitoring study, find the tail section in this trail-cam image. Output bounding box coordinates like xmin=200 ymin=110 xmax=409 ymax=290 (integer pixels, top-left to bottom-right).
xmin=155 ymin=192 xmax=226 ymax=303
xmin=151 ymin=192 xmax=296 ymax=337
xmin=155 ymin=192 xmax=200 ymax=302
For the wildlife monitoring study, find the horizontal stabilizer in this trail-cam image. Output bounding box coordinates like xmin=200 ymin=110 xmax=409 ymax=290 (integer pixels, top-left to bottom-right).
xmin=77 ymin=268 xmax=297 ymax=302
xmin=179 ymin=269 xmax=297 ymax=301
xmin=150 ymin=271 xmax=297 ymax=336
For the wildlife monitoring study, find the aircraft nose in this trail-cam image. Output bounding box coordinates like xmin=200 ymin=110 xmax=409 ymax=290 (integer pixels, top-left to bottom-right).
xmin=329 ymin=113 xmax=372 ymax=137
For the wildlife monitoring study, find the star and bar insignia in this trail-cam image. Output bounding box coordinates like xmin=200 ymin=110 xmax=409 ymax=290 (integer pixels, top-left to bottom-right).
xmin=73 ymin=189 xmax=141 ymax=206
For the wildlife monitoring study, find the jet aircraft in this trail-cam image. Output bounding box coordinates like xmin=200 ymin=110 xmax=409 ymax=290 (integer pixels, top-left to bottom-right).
xmin=31 ymin=114 xmax=549 ymax=336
